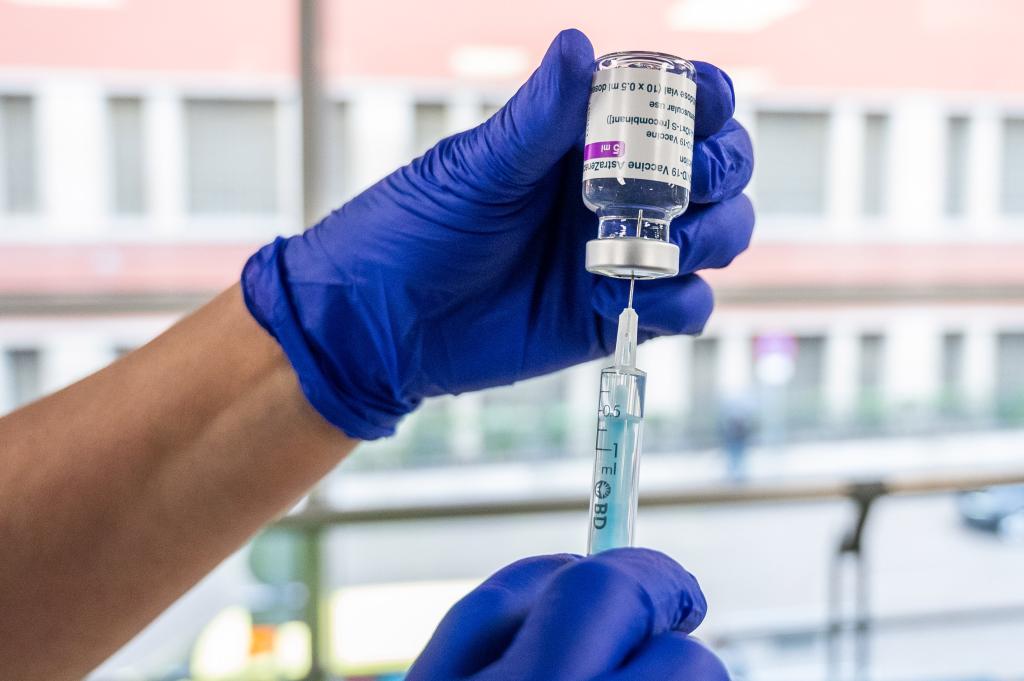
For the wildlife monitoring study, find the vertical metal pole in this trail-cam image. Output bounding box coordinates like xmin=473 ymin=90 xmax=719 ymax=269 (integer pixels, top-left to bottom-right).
xmin=300 ymin=0 xmax=323 ymax=228
xmin=827 ymin=484 xmax=883 ymax=681
xmin=854 ymin=551 xmax=870 ymax=681
xmin=826 ymin=552 xmax=843 ymax=681
xmin=301 ymin=525 xmax=325 ymax=681
xmin=299 ymin=6 xmax=326 ymax=680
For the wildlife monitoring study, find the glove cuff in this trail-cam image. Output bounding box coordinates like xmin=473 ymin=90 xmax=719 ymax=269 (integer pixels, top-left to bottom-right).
xmin=241 ymin=237 xmax=411 ymax=440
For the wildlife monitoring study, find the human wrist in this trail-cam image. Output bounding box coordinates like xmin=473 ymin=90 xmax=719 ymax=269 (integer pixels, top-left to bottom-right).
xmin=241 ymin=236 xmax=417 ymax=440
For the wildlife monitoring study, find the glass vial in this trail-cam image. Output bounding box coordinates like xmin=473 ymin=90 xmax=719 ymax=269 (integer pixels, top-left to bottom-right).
xmin=582 ymin=51 xmax=698 ymax=279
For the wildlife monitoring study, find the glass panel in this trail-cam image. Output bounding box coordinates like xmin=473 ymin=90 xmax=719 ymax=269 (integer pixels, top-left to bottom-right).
xmin=996 ymin=332 xmax=1024 ymax=420
xmin=862 ymin=113 xmax=889 ymax=216
xmin=1001 ymin=118 xmax=1024 ymax=214
xmin=185 ymin=99 xmax=277 ymax=214
xmin=1 ymin=95 xmax=38 ymax=213
xmin=857 ymin=333 xmax=885 ymax=424
xmin=945 ymin=116 xmax=970 ymax=216
xmin=790 ymin=335 xmax=826 ymax=426
xmin=858 ymin=333 xmax=884 ymax=392
xmin=940 ymin=331 xmax=964 ymax=414
xmin=688 ymin=336 xmax=719 ymax=437
xmin=755 ymin=111 xmax=829 ymax=215
xmin=109 ymin=97 xmax=146 ymax=214
xmin=941 ymin=332 xmax=964 ymax=392
xmin=324 ymin=100 xmax=353 ymax=210
xmin=479 ymin=373 xmax=569 ymax=460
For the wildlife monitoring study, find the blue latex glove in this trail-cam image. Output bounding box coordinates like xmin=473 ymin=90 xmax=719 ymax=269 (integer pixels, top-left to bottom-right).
xmin=406 ymin=548 xmax=729 ymax=681
xmin=242 ymin=28 xmax=754 ymax=439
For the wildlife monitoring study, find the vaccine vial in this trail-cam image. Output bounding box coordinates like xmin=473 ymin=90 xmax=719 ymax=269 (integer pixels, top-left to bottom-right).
xmin=582 ymin=51 xmax=698 ymax=279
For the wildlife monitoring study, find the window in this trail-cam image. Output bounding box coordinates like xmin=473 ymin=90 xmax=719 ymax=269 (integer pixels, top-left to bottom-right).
xmin=857 ymin=334 xmax=885 ymax=425
xmin=185 ymin=99 xmax=277 ymax=214
xmin=755 ymin=111 xmax=829 ymax=215
xmin=1 ymin=95 xmax=38 ymax=213
xmin=108 ymin=97 xmax=146 ymax=214
xmin=355 ymin=397 xmax=455 ymax=470
xmin=940 ymin=332 xmax=964 ymax=413
xmin=941 ymin=332 xmax=964 ymax=392
xmin=412 ymin=102 xmax=447 ymax=158
xmin=858 ymin=334 xmax=885 ymax=393
xmin=5 ymin=349 xmax=42 ymax=408
xmin=689 ymin=336 xmax=719 ymax=429
xmin=325 ymin=101 xmax=353 ymax=208
xmin=1001 ymin=118 xmax=1024 ymax=214
xmin=945 ymin=116 xmax=970 ymax=217
xmin=790 ymin=336 xmax=826 ymax=426
xmin=861 ymin=114 xmax=889 ymax=216
xmin=479 ymin=374 xmax=569 ymax=460
xmin=996 ymin=332 xmax=1024 ymax=420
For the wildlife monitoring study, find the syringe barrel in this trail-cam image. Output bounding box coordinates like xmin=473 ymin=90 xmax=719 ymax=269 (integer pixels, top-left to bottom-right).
xmin=587 ymin=365 xmax=646 ymax=554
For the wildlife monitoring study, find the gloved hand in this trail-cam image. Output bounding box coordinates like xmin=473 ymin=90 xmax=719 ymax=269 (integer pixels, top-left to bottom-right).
xmin=242 ymin=28 xmax=754 ymax=439
xmin=406 ymin=548 xmax=729 ymax=681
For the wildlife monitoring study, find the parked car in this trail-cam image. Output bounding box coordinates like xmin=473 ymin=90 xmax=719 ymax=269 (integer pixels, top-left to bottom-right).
xmin=958 ymin=485 xmax=1024 ymax=540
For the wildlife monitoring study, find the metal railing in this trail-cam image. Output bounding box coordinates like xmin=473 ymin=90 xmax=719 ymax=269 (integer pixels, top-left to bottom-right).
xmin=275 ymin=464 xmax=1024 ymax=681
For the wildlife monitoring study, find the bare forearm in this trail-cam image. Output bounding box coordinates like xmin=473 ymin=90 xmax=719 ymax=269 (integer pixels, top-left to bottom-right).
xmin=0 ymin=285 xmax=355 ymax=680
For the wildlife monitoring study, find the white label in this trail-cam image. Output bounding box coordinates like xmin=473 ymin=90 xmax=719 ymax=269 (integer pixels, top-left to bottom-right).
xmin=582 ymin=68 xmax=697 ymax=187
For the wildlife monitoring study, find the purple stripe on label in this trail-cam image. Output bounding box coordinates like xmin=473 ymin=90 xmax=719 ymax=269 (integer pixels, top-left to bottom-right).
xmin=583 ymin=141 xmax=625 ymax=160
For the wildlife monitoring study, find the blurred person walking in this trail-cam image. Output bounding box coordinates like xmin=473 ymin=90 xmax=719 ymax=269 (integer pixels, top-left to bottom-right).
xmin=719 ymin=396 xmax=757 ymax=481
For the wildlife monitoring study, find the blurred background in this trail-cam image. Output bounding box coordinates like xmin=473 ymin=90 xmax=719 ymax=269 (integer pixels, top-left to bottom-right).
xmin=2 ymin=0 xmax=1024 ymax=679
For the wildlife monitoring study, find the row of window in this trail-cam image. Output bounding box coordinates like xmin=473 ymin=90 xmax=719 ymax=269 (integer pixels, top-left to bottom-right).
xmin=740 ymin=110 xmax=1021 ymax=218
xmin=0 ymin=94 xmax=501 ymax=218
xmin=350 ymin=327 xmax=1024 ymax=468
xmin=4 ymin=92 xmax=1024 ymax=221
xmin=5 ymin=331 xmax=1022 ymax=416
xmin=6 ymin=329 xmax=1024 ymax=469
xmin=692 ymin=330 xmax=1023 ymax=416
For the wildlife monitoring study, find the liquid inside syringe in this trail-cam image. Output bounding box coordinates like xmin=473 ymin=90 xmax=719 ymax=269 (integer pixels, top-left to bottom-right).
xmin=587 ymin=282 xmax=647 ymax=554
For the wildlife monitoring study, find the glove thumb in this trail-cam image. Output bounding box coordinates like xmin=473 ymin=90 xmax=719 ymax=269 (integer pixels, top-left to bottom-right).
xmin=436 ymin=29 xmax=594 ymax=199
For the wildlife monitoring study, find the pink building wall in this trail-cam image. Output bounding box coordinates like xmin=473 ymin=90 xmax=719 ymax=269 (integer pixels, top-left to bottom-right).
xmin=1 ymin=0 xmax=1023 ymax=300
xmin=0 ymin=0 xmax=1020 ymax=92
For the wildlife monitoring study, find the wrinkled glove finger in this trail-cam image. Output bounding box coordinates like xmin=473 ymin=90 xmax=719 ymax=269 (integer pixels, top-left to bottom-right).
xmin=594 ymin=274 xmax=714 ymax=344
xmin=690 ymin=119 xmax=754 ymax=204
xmin=674 ymin=194 xmax=755 ymax=272
xmin=693 ymin=60 xmax=736 ymax=139
xmin=594 ymin=632 xmax=731 ymax=681
xmin=481 ymin=548 xmax=706 ymax=681
xmin=406 ymin=554 xmax=580 ymax=680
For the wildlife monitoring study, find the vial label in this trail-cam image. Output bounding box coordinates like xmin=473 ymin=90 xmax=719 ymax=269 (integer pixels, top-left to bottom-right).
xmin=583 ymin=68 xmax=697 ymax=188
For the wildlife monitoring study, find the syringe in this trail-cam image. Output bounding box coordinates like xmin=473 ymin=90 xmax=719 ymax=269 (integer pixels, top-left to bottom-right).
xmin=587 ymin=279 xmax=647 ymax=554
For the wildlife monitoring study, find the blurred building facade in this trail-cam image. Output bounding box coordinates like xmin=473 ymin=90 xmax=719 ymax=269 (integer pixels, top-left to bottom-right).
xmin=5 ymin=2 xmax=1024 ymax=679
xmin=2 ymin=0 xmax=1024 ymax=466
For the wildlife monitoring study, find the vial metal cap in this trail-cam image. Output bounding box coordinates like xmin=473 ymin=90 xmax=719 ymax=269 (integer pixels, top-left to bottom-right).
xmin=585 ymin=238 xmax=680 ymax=279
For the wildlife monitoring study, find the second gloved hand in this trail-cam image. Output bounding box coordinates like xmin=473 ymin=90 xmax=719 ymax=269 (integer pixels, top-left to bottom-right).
xmin=406 ymin=548 xmax=729 ymax=681
xmin=242 ymin=28 xmax=754 ymax=439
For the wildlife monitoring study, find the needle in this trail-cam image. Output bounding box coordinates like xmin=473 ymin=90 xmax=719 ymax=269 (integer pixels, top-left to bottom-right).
xmin=627 ymin=273 xmax=635 ymax=310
